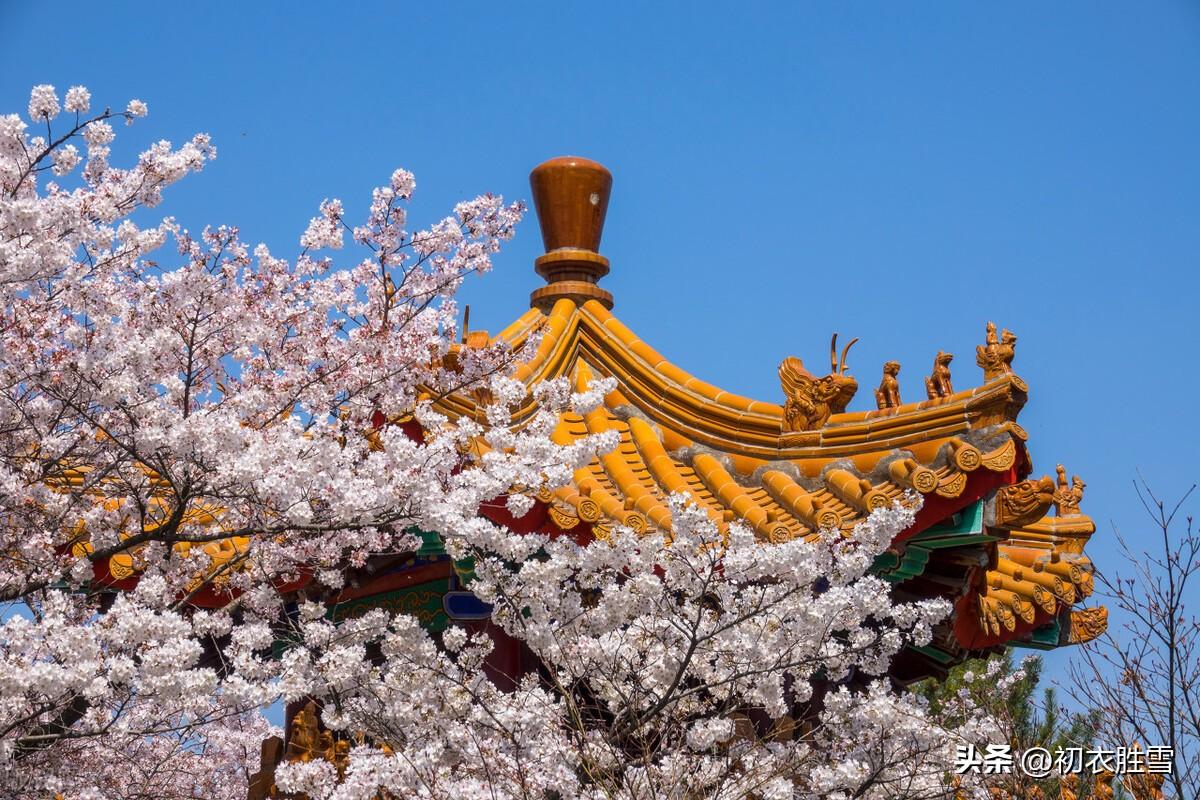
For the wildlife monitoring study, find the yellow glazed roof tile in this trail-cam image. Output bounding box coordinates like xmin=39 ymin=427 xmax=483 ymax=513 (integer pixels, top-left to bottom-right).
xmin=418 ymin=292 xmax=1100 ymax=652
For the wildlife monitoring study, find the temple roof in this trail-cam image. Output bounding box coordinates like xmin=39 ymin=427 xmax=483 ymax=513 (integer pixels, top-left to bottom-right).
xmin=76 ymin=156 xmax=1103 ymax=677
xmin=444 ymin=295 xmax=1029 ymax=542
xmin=426 ymin=156 xmax=1105 ymax=670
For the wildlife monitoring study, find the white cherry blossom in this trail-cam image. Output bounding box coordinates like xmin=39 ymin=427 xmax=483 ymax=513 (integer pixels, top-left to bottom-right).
xmin=0 ymin=85 xmax=1007 ymax=799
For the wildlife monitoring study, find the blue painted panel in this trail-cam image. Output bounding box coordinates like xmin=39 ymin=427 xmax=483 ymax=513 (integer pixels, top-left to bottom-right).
xmin=443 ymin=591 xmax=492 ymax=620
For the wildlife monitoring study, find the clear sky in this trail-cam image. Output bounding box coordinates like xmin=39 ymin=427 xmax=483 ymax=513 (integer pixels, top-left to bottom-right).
xmin=3 ymin=2 xmax=1197 ymax=689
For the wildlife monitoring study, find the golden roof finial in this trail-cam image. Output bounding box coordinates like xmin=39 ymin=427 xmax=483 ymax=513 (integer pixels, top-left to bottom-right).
xmin=528 ymin=156 xmax=614 ymax=311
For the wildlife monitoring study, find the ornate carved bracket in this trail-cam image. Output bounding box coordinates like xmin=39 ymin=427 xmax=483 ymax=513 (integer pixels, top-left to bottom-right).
xmin=1067 ymin=606 xmax=1109 ymax=645
xmin=993 ymin=476 xmax=1056 ymax=528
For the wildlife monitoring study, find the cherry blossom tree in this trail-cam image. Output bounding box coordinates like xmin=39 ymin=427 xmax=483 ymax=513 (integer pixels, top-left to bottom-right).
xmin=0 ymin=85 xmax=1006 ymax=799
xmin=269 ymin=499 xmax=1011 ymax=800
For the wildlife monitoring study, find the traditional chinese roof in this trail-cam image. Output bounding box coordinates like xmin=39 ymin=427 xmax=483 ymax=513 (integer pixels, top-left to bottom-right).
xmin=77 ymin=157 xmax=1104 ymax=681
xmin=429 ymin=157 xmax=1105 ymax=678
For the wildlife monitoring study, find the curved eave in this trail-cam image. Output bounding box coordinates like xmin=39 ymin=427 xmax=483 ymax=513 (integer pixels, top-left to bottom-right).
xmin=421 ymin=295 xmax=1100 ymax=660
xmin=442 ymin=298 xmax=1029 ymax=474
xmin=954 ymin=509 xmax=1103 ymax=650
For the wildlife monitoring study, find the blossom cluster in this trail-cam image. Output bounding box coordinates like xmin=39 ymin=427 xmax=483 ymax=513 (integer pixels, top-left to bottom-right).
xmin=0 ymin=85 xmax=1008 ymax=799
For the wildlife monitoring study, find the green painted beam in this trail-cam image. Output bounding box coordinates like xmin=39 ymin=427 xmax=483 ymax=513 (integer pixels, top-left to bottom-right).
xmin=912 ymin=500 xmax=984 ymax=539
xmin=1012 ymin=618 xmax=1063 ymax=651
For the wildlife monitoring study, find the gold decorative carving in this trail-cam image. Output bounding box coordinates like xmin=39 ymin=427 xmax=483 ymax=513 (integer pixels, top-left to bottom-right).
xmin=779 ymin=334 xmax=859 ymax=432
xmin=935 ymin=471 xmax=967 ymax=498
xmin=993 ymin=476 xmax=1055 ymax=528
xmin=889 ymin=458 xmax=939 ymax=494
xmin=1053 ymin=464 xmax=1086 ymax=517
xmin=548 ymin=504 xmax=580 ymax=530
xmin=873 ymin=361 xmax=901 ymax=410
xmin=998 ymin=605 xmax=1016 ymax=633
xmin=1067 ymin=606 xmax=1108 ymax=645
xmin=1012 ymin=594 xmax=1035 ymax=624
xmin=975 ymin=321 xmax=1018 ymax=381
xmin=911 ymin=468 xmax=938 ymax=493
xmin=981 ymin=439 xmax=1016 ymax=471
xmin=1002 ymin=421 xmax=1028 ymax=441
xmin=266 ymin=701 xmax=363 ymax=798
xmin=1030 ymin=583 xmax=1057 ymax=615
xmin=949 ymin=438 xmax=982 ymax=471
xmin=924 ymin=351 xmax=954 ymax=400
xmin=109 ymin=552 xmax=136 ymax=580
xmin=575 ymin=496 xmax=601 ymax=522
xmin=768 ymin=524 xmax=793 ymax=544
xmin=957 ymin=448 xmax=981 ymax=471
xmin=288 ymin=702 xmax=323 ymax=763
xmin=814 ymin=504 xmax=842 ymax=532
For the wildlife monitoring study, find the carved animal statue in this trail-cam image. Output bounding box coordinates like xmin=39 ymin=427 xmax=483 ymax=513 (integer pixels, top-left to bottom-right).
xmin=924 ymin=351 xmax=954 ymax=400
xmin=976 ymin=320 xmax=1018 ymax=380
xmin=1067 ymin=606 xmax=1109 ymax=645
xmin=779 ymin=334 xmax=859 ymax=432
xmin=1053 ymin=463 xmax=1086 ymax=517
xmin=288 ymin=702 xmax=322 ymax=762
xmin=994 ymin=475 xmax=1056 ymax=528
xmin=874 ymin=360 xmax=901 ymax=410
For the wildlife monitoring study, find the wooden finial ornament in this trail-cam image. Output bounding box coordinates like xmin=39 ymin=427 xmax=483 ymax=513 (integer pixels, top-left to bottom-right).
xmin=528 ymin=156 xmax=614 ymax=311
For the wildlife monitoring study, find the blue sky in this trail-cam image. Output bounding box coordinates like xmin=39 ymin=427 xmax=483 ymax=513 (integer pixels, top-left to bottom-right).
xmin=3 ymin=2 xmax=1198 ymax=689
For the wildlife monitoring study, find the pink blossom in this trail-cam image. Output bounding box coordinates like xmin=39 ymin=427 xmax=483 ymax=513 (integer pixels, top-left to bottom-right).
xmin=28 ymin=84 xmax=60 ymax=121
xmin=0 ymin=83 xmax=1008 ymax=800
xmin=64 ymin=86 xmax=90 ymax=114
